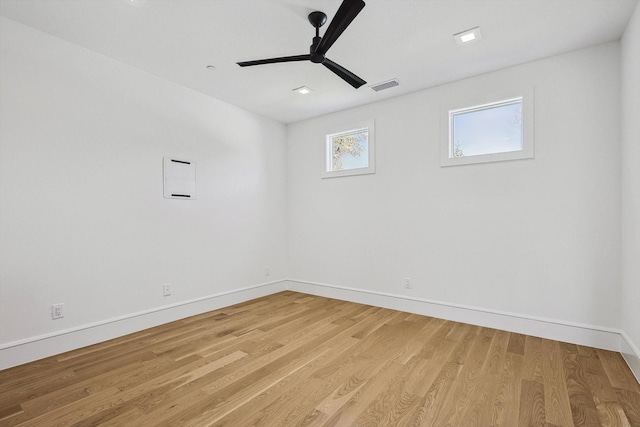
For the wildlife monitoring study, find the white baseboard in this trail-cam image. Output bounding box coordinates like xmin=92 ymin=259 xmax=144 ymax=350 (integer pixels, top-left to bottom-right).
xmin=3 ymin=278 xmax=639 ymax=383
xmin=286 ymin=279 xmax=640 ymax=380
xmin=285 ymin=279 xmax=624 ymax=352
xmin=0 ymin=280 xmax=286 ymax=370
xmin=620 ymin=331 xmax=640 ymax=383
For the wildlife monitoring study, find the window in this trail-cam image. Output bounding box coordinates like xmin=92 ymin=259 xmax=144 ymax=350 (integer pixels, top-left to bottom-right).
xmin=323 ymin=120 xmax=375 ymax=178
xmin=441 ymin=89 xmax=534 ymax=166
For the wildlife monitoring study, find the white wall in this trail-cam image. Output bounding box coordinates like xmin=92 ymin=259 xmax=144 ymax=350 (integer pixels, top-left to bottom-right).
xmin=621 ymin=2 xmax=640 ymax=376
xmin=0 ymin=17 xmax=287 ymax=365
xmin=287 ymin=42 xmax=621 ymax=334
xmin=1 ymin=12 xmax=636 ymax=374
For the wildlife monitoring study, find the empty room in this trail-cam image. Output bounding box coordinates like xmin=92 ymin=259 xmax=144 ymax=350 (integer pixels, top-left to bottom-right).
xmin=1 ymin=0 xmax=639 ymax=425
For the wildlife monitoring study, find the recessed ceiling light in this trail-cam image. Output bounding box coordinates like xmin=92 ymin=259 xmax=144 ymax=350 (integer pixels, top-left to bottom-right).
xmin=453 ymin=27 xmax=482 ymax=45
xmin=461 ymin=33 xmax=476 ymax=43
xmin=293 ymin=86 xmax=313 ymax=95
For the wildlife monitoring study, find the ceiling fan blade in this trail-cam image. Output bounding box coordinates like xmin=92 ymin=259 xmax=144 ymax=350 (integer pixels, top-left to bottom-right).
xmin=315 ymin=0 xmax=365 ymax=55
xmin=237 ymin=54 xmax=310 ymax=67
xmin=323 ymin=58 xmax=366 ymax=89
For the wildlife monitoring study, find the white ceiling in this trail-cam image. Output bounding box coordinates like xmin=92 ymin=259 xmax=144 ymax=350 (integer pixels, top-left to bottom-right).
xmin=1 ymin=0 xmax=637 ymax=124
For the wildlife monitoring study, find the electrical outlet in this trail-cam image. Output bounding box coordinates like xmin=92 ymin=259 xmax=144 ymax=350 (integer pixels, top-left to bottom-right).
xmin=404 ymin=277 xmax=412 ymax=289
xmin=265 ymin=267 xmax=270 ymax=277
xmin=163 ymin=283 xmax=171 ymax=296
xmin=52 ymin=303 xmax=64 ymax=319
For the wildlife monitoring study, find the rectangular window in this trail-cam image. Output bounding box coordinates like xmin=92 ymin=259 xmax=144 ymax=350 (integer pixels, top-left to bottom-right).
xmin=441 ymin=89 xmax=533 ymax=166
xmin=323 ymin=120 xmax=375 ymax=178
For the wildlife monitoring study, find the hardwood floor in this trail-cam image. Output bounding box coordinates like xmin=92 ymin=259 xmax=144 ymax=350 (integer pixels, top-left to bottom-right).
xmin=1 ymin=291 xmax=638 ymax=426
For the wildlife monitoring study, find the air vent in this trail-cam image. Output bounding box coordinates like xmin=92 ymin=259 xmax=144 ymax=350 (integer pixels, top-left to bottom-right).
xmin=370 ymin=79 xmax=399 ymax=92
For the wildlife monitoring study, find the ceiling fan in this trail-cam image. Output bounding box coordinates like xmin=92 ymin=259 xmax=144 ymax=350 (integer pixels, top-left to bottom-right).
xmin=237 ymin=0 xmax=367 ymax=89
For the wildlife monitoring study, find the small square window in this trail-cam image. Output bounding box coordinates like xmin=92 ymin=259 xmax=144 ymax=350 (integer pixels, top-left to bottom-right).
xmin=441 ymin=89 xmax=534 ymax=166
xmin=323 ymin=120 xmax=375 ymax=178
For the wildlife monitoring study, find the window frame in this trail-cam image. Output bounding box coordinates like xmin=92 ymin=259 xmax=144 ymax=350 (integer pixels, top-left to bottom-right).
xmin=440 ymin=87 xmax=534 ymax=167
xmin=322 ymin=119 xmax=375 ymax=178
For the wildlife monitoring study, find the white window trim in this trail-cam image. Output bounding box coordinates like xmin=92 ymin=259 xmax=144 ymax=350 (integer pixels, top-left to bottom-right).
xmin=322 ymin=119 xmax=375 ymax=178
xmin=440 ymin=87 xmax=534 ymax=167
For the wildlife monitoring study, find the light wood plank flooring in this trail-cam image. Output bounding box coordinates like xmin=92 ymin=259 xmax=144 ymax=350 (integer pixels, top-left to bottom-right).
xmin=1 ymin=291 xmax=638 ymax=426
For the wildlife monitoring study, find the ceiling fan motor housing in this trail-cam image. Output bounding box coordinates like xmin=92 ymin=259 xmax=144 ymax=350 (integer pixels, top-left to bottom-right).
xmin=310 ymin=37 xmax=324 ymax=63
